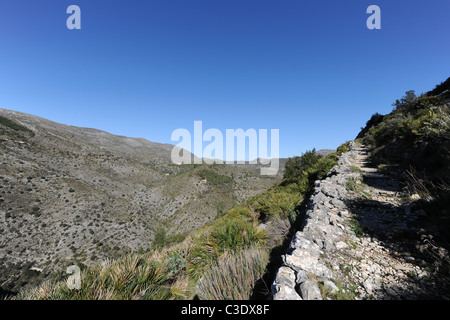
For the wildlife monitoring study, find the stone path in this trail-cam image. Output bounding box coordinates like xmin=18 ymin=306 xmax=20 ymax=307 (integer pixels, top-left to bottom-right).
xmin=271 ymin=142 xmax=449 ymax=300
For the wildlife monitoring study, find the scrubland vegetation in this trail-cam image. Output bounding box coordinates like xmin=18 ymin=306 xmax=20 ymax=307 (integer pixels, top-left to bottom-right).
xmin=12 ymin=142 xmax=349 ymax=300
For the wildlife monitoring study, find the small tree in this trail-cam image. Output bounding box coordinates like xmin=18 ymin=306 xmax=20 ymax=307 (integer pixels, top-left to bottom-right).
xmin=393 ymin=90 xmax=417 ymax=112
xmin=284 ymin=149 xmax=319 ymax=183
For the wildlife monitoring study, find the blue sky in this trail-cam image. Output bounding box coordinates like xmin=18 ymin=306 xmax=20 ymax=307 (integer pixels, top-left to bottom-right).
xmin=1 ymin=0 xmax=449 ymax=158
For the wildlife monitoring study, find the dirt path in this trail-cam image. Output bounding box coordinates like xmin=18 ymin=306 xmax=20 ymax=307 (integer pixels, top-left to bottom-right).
xmin=342 ymin=144 xmax=449 ymax=299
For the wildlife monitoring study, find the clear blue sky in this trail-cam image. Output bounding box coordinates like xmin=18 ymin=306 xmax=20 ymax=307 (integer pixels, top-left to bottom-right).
xmin=1 ymin=0 xmax=449 ymax=158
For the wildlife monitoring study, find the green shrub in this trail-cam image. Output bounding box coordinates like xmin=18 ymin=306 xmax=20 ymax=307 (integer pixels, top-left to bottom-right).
xmin=187 ymin=236 xmax=220 ymax=280
xmin=392 ymin=90 xmax=444 ymax=116
xmin=373 ymin=114 xmax=408 ymax=145
xmin=284 ymin=149 xmax=320 ymax=183
xmin=392 ymin=90 xmax=417 ymax=112
xmin=402 ymin=108 xmax=450 ymax=139
xmin=283 ymin=149 xmax=337 ymax=195
xmin=311 ymin=157 xmax=336 ymax=181
xmin=349 ymin=217 xmax=365 ymax=238
xmin=226 ymin=206 xmax=251 ymax=219
xmin=210 ymin=216 xmax=265 ymax=253
xmin=356 ymin=113 xmax=385 ymax=140
xmin=336 ymin=141 xmax=350 ymax=155
xmin=248 ymin=188 xmax=301 ymax=220
xmin=167 ymin=251 xmax=186 ymax=276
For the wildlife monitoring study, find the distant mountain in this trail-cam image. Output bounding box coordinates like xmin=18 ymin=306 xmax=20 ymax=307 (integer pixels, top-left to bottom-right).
xmin=0 ymin=108 xmax=282 ymax=294
xmin=315 ymin=149 xmax=336 ymax=158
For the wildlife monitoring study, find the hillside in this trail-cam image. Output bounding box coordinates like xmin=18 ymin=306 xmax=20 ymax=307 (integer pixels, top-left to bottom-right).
xmin=0 ymin=108 xmax=281 ymax=296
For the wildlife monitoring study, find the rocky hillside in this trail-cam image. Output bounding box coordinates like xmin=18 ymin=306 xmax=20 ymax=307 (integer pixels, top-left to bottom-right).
xmin=0 ymin=108 xmax=281 ymax=296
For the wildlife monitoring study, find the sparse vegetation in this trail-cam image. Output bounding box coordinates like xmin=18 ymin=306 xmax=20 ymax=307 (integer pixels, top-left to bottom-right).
xmin=349 ymin=217 xmax=365 ymax=238
xmin=345 ymin=176 xmax=367 ymax=193
xmin=197 ymin=168 xmax=233 ymax=186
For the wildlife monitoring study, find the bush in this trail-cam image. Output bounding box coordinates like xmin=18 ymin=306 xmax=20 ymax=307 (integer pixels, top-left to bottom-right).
xmin=248 ymin=188 xmax=301 ymax=220
xmin=283 ymin=149 xmax=337 ymax=194
xmin=226 ymin=206 xmax=251 ymax=219
xmin=402 ymin=108 xmax=450 ymax=139
xmin=346 ymin=176 xmax=359 ymax=191
xmin=187 ymin=236 xmax=220 ymax=280
xmin=392 ymin=90 xmax=417 ymax=112
xmin=336 ymin=141 xmax=350 ymax=155
xmin=210 ymin=216 xmax=265 ymax=253
xmin=310 ymin=157 xmax=336 ymax=181
xmin=393 ymin=91 xmax=444 ymax=116
xmin=356 ymin=113 xmax=385 ymax=139
xmin=284 ymin=149 xmax=319 ymax=182
xmin=167 ymin=251 xmax=186 ymax=276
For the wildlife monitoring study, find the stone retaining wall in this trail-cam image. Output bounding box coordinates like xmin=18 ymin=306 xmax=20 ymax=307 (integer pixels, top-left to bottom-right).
xmin=271 ymin=142 xmax=360 ymax=300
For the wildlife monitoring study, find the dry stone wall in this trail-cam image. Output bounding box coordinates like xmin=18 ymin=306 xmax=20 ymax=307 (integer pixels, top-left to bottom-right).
xmin=271 ymin=142 xmax=361 ymax=300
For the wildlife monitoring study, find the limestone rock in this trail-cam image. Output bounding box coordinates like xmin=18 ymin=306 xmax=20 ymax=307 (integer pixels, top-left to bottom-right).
xmin=322 ymin=280 xmax=339 ymax=294
xmin=295 ymin=269 xmax=309 ymax=285
xmin=272 ymin=267 xmax=302 ymax=300
xmin=283 ymin=249 xmax=333 ymax=279
xmin=299 ymin=280 xmax=323 ymax=300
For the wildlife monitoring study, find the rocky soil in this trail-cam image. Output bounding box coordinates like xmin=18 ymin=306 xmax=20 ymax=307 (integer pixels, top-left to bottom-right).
xmin=271 ymin=142 xmax=450 ymax=300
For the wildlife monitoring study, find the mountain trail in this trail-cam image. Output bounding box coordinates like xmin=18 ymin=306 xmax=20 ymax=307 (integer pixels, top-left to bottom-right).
xmin=271 ymin=142 xmax=450 ymax=300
